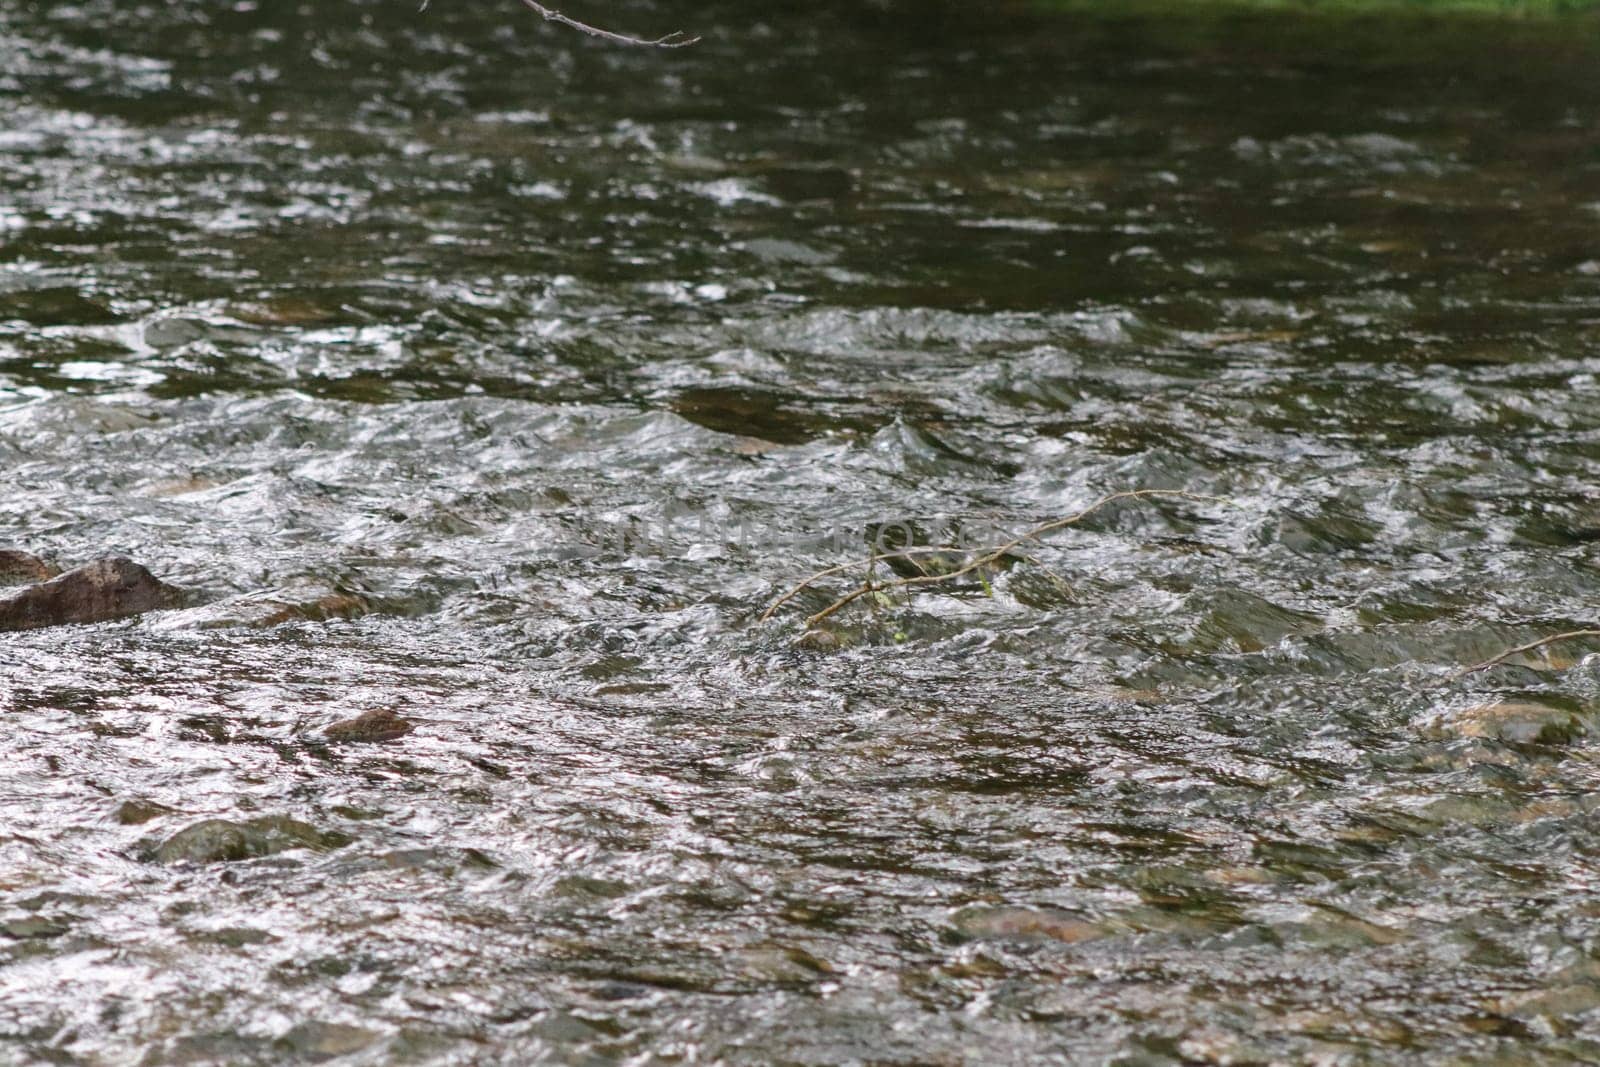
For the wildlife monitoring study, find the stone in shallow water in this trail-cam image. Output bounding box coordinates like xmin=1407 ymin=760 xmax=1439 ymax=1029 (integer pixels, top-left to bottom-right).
xmin=1420 ymin=701 xmax=1587 ymax=745
xmin=150 ymin=816 xmax=350 ymax=865
xmin=114 ymin=799 xmax=175 ymax=826
xmin=150 ymin=583 xmax=370 ymax=631
xmin=794 ymin=628 xmax=842 ymax=652
xmin=273 ymin=1022 xmax=380 ymax=1060
xmin=1493 ymin=984 xmax=1600 ymax=1020
xmin=189 ymin=926 xmax=278 ymax=948
xmin=374 ymin=846 xmax=497 ymax=873
xmin=1 ymin=915 xmax=69 ymax=940
xmin=0 ymin=549 xmax=58 ymax=586
xmin=0 ymin=558 xmax=180 ymax=631
xmin=951 ymin=905 xmax=1106 ymax=944
xmin=733 ymin=943 xmax=835 ymax=983
xmin=323 ymin=708 xmax=414 ymax=743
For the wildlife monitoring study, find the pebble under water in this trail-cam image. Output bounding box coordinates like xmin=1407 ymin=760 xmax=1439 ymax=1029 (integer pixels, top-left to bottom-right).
xmin=5 ymin=1 xmax=1600 ymax=1062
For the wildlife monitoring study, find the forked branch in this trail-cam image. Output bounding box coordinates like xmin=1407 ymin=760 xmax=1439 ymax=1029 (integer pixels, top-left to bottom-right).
xmin=760 ymin=489 xmax=1238 ymax=628
xmin=1446 ymin=628 xmax=1600 ymax=681
xmin=518 ymin=0 xmax=699 ymax=47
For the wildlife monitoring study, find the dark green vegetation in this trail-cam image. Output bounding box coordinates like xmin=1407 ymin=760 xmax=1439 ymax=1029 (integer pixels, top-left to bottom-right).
xmin=1036 ymin=0 xmax=1600 ymax=12
xmin=4 ymin=0 xmax=1600 ymax=1063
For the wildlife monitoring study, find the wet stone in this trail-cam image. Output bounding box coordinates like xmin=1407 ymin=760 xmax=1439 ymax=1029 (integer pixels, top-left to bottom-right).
xmin=1420 ymin=701 xmax=1588 ymax=745
xmin=176 ymin=715 xmax=232 ymax=744
xmin=141 ymin=1032 xmax=273 ymax=1066
xmin=231 ymin=298 xmax=349 ymax=327
xmin=950 ymin=906 xmax=1107 ymax=945
xmin=0 ymin=558 xmax=181 ymax=632
xmin=671 ymin=386 xmax=881 ymax=445
xmin=1186 ymin=589 xmax=1324 ymax=654
xmin=0 ymin=550 xmax=59 ymax=587
xmin=374 ymin=846 xmax=498 ymax=873
xmin=1103 ymin=687 xmax=1163 ymax=704
xmin=794 ymin=628 xmax=842 ymax=652
xmin=323 ymin=708 xmax=414 ymax=744
xmin=1493 ymin=985 xmax=1600 ymax=1020
xmin=273 ymin=1022 xmax=380 ymax=1061
xmin=733 ymin=944 xmax=835 ymax=983
xmin=187 ymin=926 xmax=279 ymax=948
xmin=150 ymin=816 xmax=350 ymax=865
xmin=114 ymin=799 xmax=175 ymax=826
xmin=2 ymin=916 xmax=70 ymax=940
xmin=940 ymin=953 xmax=1009 ymax=979
xmin=151 ymin=585 xmax=370 ymax=631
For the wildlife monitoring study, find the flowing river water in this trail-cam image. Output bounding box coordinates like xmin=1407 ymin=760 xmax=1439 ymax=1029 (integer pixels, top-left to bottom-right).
xmin=4 ymin=1 xmax=1600 ymax=1062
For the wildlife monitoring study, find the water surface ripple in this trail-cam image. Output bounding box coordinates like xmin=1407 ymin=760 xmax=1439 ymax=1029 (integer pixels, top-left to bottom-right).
xmin=4 ymin=1 xmax=1600 ymax=1063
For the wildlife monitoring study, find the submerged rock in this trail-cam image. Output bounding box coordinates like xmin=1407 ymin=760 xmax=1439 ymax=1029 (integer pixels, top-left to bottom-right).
xmin=273 ymin=1022 xmax=380 ymax=1060
xmin=150 ymin=582 xmax=369 ymax=631
xmin=150 ymin=815 xmax=350 ymax=865
xmin=114 ymin=799 xmax=176 ymax=826
xmin=951 ymin=905 xmax=1107 ymax=945
xmin=323 ymin=708 xmax=414 ymax=744
xmin=1420 ymin=701 xmax=1587 ymax=745
xmin=0 ymin=550 xmax=59 ymax=587
xmin=1 ymin=916 xmax=69 ymax=940
xmin=794 ymin=628 xmax=842 ymax=652
xmin=0 ymin=558 xmax=180 ymax=631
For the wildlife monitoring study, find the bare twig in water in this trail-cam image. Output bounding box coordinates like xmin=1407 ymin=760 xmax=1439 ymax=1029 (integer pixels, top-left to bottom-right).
xmin=1447 ymin=628 xmax=1600 ymax=681
xmin=759 ymin=489 xmax=1238 ymax=628
xmin=517 ymin=0 xmax=699 ymax=47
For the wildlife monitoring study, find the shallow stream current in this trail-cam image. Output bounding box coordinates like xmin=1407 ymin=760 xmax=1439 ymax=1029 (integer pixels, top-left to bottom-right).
xmin=5 ymin=1 xmax=1600 ymax=1062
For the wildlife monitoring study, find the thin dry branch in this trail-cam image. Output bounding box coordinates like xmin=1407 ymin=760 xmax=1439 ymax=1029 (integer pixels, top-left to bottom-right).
xmin=1446 ymin=628 xmax=1600 ymax=681
xmin=760 ymin=489 xmax=1238 ymax=628
xmin=759 ymin=545 xmax=1004 ymax=623
xmin=518 ymin=0 xmax=699 ymax=47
